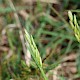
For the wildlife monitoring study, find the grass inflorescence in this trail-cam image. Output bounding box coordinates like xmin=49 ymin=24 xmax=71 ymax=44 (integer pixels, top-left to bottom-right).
xmin=25 ymin=29 xmax=48 ymax=80
xmin=68 ymin=11 xmax=80 ymax=42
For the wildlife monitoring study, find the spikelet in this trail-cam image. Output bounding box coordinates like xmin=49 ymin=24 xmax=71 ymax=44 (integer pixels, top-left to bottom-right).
xmin=24 ymin=29 xmax=42 ymax=67
xmin=68 ymin=11 xmax=80 ymax=42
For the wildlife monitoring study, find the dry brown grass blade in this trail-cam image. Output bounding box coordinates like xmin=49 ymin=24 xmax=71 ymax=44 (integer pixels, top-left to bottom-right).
xmin=7 ymin=0 xmax=31 ymax=66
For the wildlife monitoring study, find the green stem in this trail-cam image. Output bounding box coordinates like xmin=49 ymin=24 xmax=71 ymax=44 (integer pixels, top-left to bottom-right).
xmin=31 ymin=52 xmax=48 ymax=80
xmin=39 ymin=67 xmax=48 ymax=80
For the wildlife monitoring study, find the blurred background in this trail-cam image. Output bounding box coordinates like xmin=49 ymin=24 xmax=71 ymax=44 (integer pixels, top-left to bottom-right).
xmin=0 ymin=0 xmax=80 ymax=80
